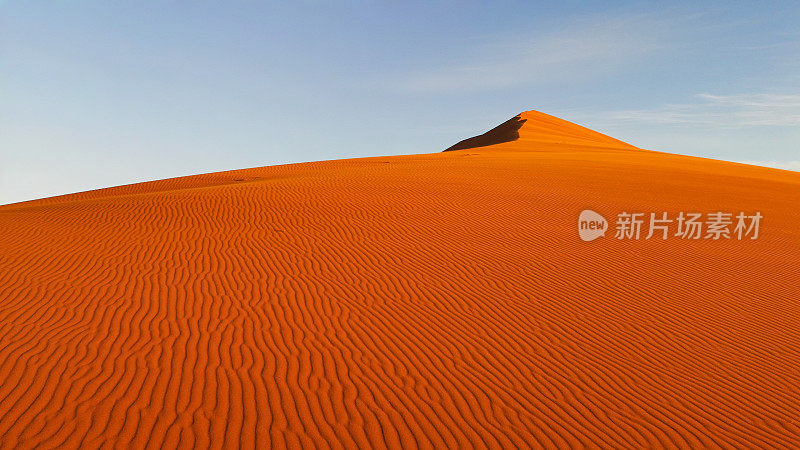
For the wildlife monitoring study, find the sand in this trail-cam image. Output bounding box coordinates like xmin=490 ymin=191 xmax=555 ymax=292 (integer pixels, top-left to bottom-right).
xmin=0 ymin=110 xmax=799 ymax=448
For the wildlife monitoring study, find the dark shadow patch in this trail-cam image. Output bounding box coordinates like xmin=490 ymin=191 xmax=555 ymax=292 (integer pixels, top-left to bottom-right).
xmin=443 ymin=115 xmax=526 ymax=152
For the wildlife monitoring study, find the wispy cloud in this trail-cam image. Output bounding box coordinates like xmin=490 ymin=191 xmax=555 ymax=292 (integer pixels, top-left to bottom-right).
xmin=737 ymin=160 xmax=800 ymax=172
xmin=402 ymin=14 xmax=661 ymax=93
xmin=599 ymin=93 xmax=800 ymax=127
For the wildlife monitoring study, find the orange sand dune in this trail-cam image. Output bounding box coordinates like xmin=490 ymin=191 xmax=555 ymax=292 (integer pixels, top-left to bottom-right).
xmin=1 ymin=110 xmax=799 ymax=448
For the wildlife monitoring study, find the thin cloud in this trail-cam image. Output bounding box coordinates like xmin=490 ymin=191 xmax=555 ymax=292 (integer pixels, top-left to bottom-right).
xmin=737 ymin=160 xmax=800 ymax=172
xmin=599 ymin=93 xmax=800 ymax=127
xmin=402 ymin=14 xmax=661 ymax=93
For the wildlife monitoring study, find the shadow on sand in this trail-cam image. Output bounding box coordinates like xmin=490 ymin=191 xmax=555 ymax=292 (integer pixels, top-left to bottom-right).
xmin=443 ymin=115 xmax=527 ymax=152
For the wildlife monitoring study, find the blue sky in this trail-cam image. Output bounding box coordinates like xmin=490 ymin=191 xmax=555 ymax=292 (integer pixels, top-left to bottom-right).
xmin=3 ymin=1 xmax=799 ymax=204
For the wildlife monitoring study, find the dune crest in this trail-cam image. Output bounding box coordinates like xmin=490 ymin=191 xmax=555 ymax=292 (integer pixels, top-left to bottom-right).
xmin=1 ymin=111 xmax=800 ymax=448
xmin=445 ymin=110 xmax=638 ymax=152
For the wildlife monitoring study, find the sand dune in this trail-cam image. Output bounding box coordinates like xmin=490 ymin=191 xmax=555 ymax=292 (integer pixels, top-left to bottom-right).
xmin=1 ymin=110 xmax=799 ymax=448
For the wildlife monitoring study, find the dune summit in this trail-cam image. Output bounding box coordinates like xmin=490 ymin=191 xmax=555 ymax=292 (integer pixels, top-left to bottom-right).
xmin=1 ymin=110 xmax=799 ymax=448
xmin=444 ymin=110 xmax=637 ymax=152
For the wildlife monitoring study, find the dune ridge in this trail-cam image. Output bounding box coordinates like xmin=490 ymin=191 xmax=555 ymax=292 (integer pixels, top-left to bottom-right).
xmin=445 ymin=110 xmax=638 ymax=152
xmin=1 ymin=111 xmax=799 ymax=448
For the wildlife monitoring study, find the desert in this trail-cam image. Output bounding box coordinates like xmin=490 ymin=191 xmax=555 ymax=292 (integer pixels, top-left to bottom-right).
xmin=1 ymin=110 xmax=799 ymax=448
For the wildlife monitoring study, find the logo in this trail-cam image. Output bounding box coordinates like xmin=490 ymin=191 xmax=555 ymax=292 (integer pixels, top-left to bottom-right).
xmin=578 ymin=210 xmax=608 ymax=241
xmin=578 ymin=209 xmax=762 ymax=241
